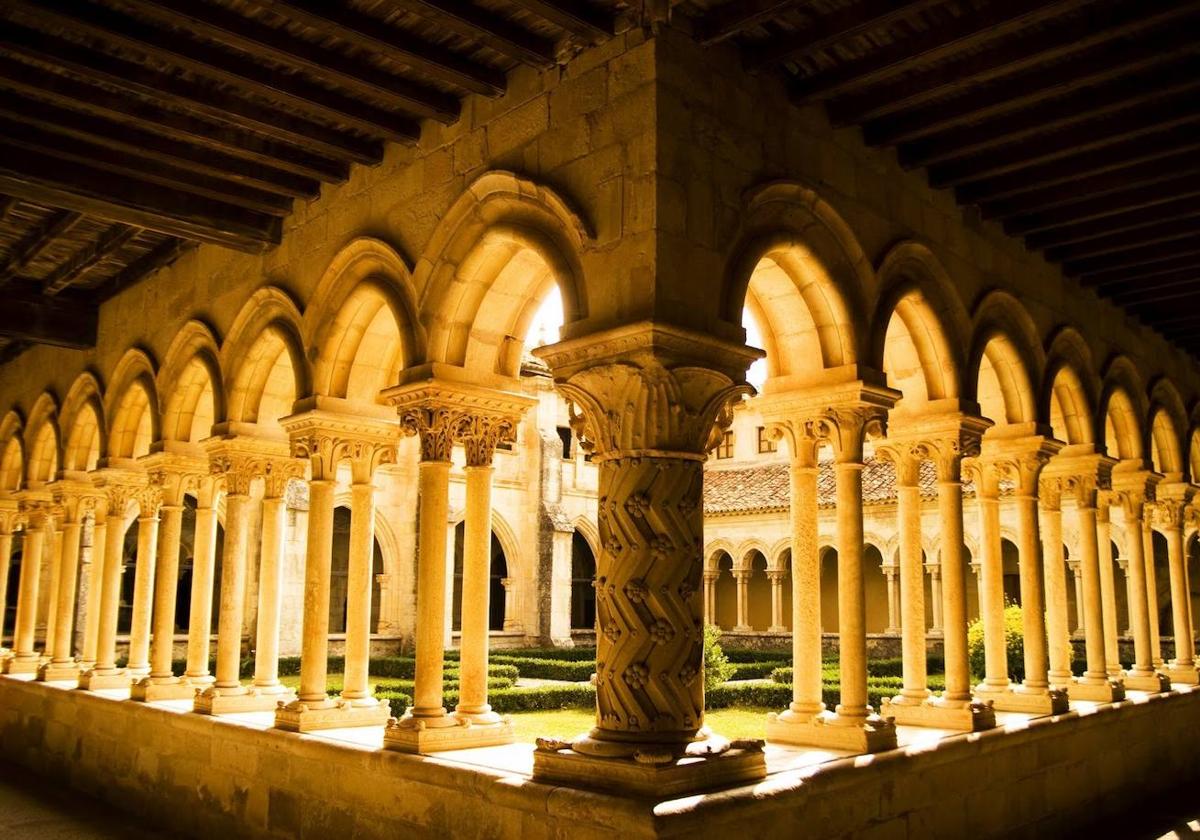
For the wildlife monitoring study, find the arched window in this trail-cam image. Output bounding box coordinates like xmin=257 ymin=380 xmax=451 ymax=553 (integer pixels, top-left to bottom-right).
xmin=570 ymin=531 xmax=595 ymax=630
xmin=330 ymin=506 xmax=383 ymax=634
xmin=452 ymin=523 xmax=509 ymax=633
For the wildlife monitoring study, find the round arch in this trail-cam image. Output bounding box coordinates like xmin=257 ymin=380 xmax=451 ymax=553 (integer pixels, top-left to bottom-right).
xmin=967 ymin=291 xmax=1044 ymax=427
xmin=223 ymin=287 xmax=311 ymax=426
xmin=0 ymin=411 xmax=25 ymax=493
xmin=735 ymin=538 xmax=772 ymax=571
xmin=159 ymin=320 xmax=225 ymax=444
xmin=1099 ymin=356 xmax=1149 ymax=462
xmin=105 ymin=348 xmax=160 ymax=459
xmin=1149 ymin=378 xmax=1188 ymax=479
xmin=24 ymin=392 xmax=60 ymax=486
xmin=60 ymin=372 xmax=106 ymax=473
xmin=705 ymin=538 xmax=736 ymax=571
xmin=1041 ymin=327 xmax=1100 ymax=446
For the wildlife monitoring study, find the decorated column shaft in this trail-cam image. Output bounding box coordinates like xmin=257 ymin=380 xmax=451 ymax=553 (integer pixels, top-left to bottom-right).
xmin=79 ymin=514 xmax=105 ymax=669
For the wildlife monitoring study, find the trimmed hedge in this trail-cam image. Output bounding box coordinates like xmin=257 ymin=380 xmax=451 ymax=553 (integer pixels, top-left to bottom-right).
xmin=707 ymin=680 xmax=791 ymax=709
xmin=724 ymin=649 xmax=793 ymax=664
xmin=728 ymin=661 xmax=788 ymax=680
xmin=489 ymin=656 xmax=594 ymax=681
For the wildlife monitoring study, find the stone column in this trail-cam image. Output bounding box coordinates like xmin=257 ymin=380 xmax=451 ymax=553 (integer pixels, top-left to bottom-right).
xmin=882 ymin=565 xmax=900 ymax=635
xmin=969 ymin=463 xmax=1008 ymax=694
xmin=732 ymin=569 xmax=752 ymax=631
xmin=928 ymin=563 xmax=944 ymax=636
xmin=1070 ymin=561 xmax=1086 ymax=634
xmin=182 ymin=476 xmax=220 ymax=687
xmin=1157 ymin=493 xmax=1199 ymax=683
xmin=0 ymin=503 xmax=17 ymax=650
xmin=524 ymin=326 xmax=767 ymax=792
xmin=1096 ymin=498 xmax=1122 ymax=677
xmin=767 ymin=570 xmax=786 ymax=633
xmin=1111 ymin=471 xmax=1168 ymax=691
xmin=125 ymin=485 xmax=162 ymax=678
xmin=702 ymin=571 xmax=718 ymax=625
xmin=42 ymin=524 xmax=62 ymax=658
xmin=500 ymin=577 xmax=521 ymax=631
xmin=1039 ymin=480 xmax=1073 ymax=688
xmin=79 ymin=478 xmax=138 ymax=690
xmin=1144 ymin=516 xmax=1163 ymax=667
xmin=3 ymin=506 xmax=47 ymax=674
xmin=450 ymin=405 xmax=527 ymax=746
xmin=39 ymin=488 xmax=94 ymax=681
xmin=1009 ymin=449 xmax=1054 ymax=697
xmin=78 ymin=513 xmax=105 ymax=670
xmin=1118 ymin=556 xmax=1134 ymax=637
xmin=1067 ymin=470 xmax=1124 ymax=700
xmin=251 ymin=460 xmax=303 ymax=701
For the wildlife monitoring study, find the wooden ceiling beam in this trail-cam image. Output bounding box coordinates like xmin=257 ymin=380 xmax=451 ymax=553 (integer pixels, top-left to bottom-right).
xmin=389 ymin=0 xmax=555 ymax=68
xmin=0 ymin=209 xmax=84 ymax=286
xmin=978 ymin=151 xmax=1200 ymax=221
xmin=1103 ymin=270 xmax=1200 ymax=299
xmin=927 ymin=98 xmax=1200 ymax=188
xmin=831 ymin=0 xmax=1200 ymax=126
xmin=1078 ymin=254 xmax=1200 ymax=289
xmin=0 ymin=288 xmax=97 ymax=349
xmin=696 ymin=0 xmax=799 ymax=46
xmin=1044 ymin=218 xmax=1200 ymax=264
xmin=0 ymin=117 xmax=294 ymax=217
xmin=95 ymin=238 xmax=188 ymax=298
xmin=6 ymin=0 xmax=426 ymax=140
xmin=0 ymin=144 xmax=281 ymax=253
xmin=256 ymin=0 xmax=505 ymax=96
xmin=1111 ymin=280 xmax=1200 ymax=309
xmin=957 ymin=123 xmax=1200 ymax=205
xmin=1025 ymin=198 xmax=1200 ymax=252
xmin=0 ymin=90 xmax=323 ymax=200
xmin=0 ymin=22 xmax=381 ymax=168
xmin=41 ymin=224 xmax=141 ymax=296
xmin=1065 ymin=239 xmax=1200 ymax=279
xmin=1004 ymin=174 xmax=1200 ymax=237
xmin=790 ymin=0 xmax=1092 ymax=104
xmin=901 ymin=60 xmax=1200 ymax=169
xmin=506 ymin=0 xmax=612 ymax=43
xmin=748 ymin=0 xmax=945 ymax=73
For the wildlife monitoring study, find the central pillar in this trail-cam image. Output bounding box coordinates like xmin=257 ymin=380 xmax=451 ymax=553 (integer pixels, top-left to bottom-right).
xmin=78 ymin=512 xmax=105 ymax=671
xmin=4 ymin=505 xmax=49 ymax=675
xmin=523 ymin=325 xmax=766 ymax=795
xmin=1158 ymin=490 xmax=1199 ymax=684
xmin=1112 ymin=470 xmax=1169 ymax=691
xmin=732 ymin=569 xmax=751 ymax=631
xmin=767 ymin=570 xmax=786 ymax=633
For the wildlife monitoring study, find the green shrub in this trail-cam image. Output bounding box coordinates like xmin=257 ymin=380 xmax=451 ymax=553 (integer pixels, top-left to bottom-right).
xmin=494 ymin=647 xmax=596 ymax=662
xmin=724 ymin=648 xmax=792 ymax=664
xmin=707 ymin=680 xmax=791 ymax=709
xmin=489 ymin=657 xmax=594 ymax=681
xmin=374 ymin=690 xmax=412 ymax=717
xmin=728 ymin=661 xmax=788 ymax=680
xmin=967 ymin=604 xmax=1026 ymax=682
xmin=487 ymin=684 xmax=595 ymax=712
xmin=703 ymin=625 xmax=736 ymax=691
xmin=770 ymin=666 xmax=792 ymax=684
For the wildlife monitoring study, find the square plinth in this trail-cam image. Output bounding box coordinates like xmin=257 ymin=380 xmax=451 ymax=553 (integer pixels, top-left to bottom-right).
xmin=37 ymin=663 xmax=80 ymax=682
xmin=978 ymin=686 xmax=1069 ymax=715
xmin=532 ymin=741 xmax=767 ymax=798
xmin=130 ymin=678 xmax=205 ymax=702
xmin=384 ymin=716 xmax=515 ymax=754
xmin=274 ymin=699 xmax=390 ymax=732
xmin=195 ymin=686 xmax=297 ymax=715
xmin=766 ymin=711 xmax=897 ymax=753
xmin=1164 ymin=664 xmax=1200 ymax=685
xmin=1068 ymin=678 xmax=1126 ymax=703
xmin=880 ymin=697 xmax=996 ymax=731
xmin=1124 ymin=672 xmax=1172 ymax=693
xmin=77 ymin=669 xmax=132 ymax=691
xmin=3 ymin=656 xmax=41 ymax=676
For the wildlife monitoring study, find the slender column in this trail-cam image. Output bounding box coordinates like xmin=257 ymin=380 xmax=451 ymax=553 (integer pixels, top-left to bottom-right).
xmin=79 ymin=515 xmax=105 ymax=669
xmin=125 ymin=486 xmax=163 ymax=677
xmin=976 ymin=480 xmax=1008 ymax=690
xmin=210 ymin=485 xmax=251 ymax=692
xmin=1144 ymin=517 xmax=1163 ymax=666
xmin=1159 ymin=500 xmax=1197 ymax=676
xmin=733 ymin=570 xmax=751 ymax=631
xmin=938 ymin=459 xmax=972 ymax=704
xmin=343 ymin=454 xmax=390 ymax=706
xmin=834 ymin=458 xmax=870 ymax=719
xmin=1040 ymin=482 xmax=1073 ymax=687
xmin=1120 ymin=494 xmax=1156 ymax=678
xmin=501 ymin=577 xmax=521 ymax=631
xmin=412 ymin=456 xmax=452 ymax=719
xmin=928 ymin=565 xmax=943 ymax=635
xmin=1071 ymin=562 xmax=1086 ymax=634
xmin=183 ymin=479 xmax=220 ymax=684
xmin=42 ymin=525 xmax=62 ymax=656
xmin=147 ymin=501 xmax=183 ymax=679
xmin=883 ymin=567 xmax=900 ymax=634
xmin=1073 ymin=480 xmax=1110 ymax=684
xmin=1096 ymin=500 xmax=1122 ymax=676
xmin=767 ymin=571 xmax=786 ymax=633
xmin=0 ymin=512 xmax=15 ymax=647
xmin=252 ymin=463 xmax=300 ymax=694
xmin=298 ymin=477 xmax=335 ymax=705
xmin=702 ymin=571 xmax=718 ymax=624
xmin=5 ymin=510 xmax=47 ymax=672
xmin=80 ymin=482 xmax=137 ymax=687
xmin=1119 ymin=557 xmax=1135 ymax=637
xmin=880 ymin=444 xmax=927 ymax=703
xmin=1012 ymin=458 xmax=1050 ymax=693
xmin=42 ymin=493 xmax=91 ymax=678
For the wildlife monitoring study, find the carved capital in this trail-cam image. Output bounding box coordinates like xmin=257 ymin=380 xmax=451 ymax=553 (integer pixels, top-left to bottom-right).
xmin=967 ymin=438 xmax=1058 ymax=498
xmin=49 ymin=485 xmax=99 ymax=524
xmin=0 ymin=501 xmax=20 ymax=535
xmin=209 ymin=454 xmax=258 ymax=497
xmin=453 ymin=411 xmax=522 ymax=468
xmin=396 ymin=407 xmax=458 ymax=463
xmin=281 ymin=409 xmax=399 ymax=479
xmin=1152 ymin=500 xmax=1187 ymax=532
xmin=875 ymin=440 xmax=924 ymax=487
xmin=1039 ymin=477 xmax=1063 ymax=512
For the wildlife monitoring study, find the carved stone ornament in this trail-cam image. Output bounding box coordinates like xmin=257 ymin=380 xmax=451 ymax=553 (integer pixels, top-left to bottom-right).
xmin=385 ymin=379 xmax=534 ymax=465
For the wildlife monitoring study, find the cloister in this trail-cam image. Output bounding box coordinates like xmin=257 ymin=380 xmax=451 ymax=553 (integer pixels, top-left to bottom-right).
xmin=1 ymin=1 xmax=1199 ymax=837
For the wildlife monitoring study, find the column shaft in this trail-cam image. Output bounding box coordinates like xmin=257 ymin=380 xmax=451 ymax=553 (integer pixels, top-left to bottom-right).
xmin=42 ymin=528 xmax=62 ymax=654
xmin=1077 ymin=503 xmax=1108 ymax=680
xmin=413 ymin=460 xmax=451 ymax=717
xmin=835 ymin=462 xmax=869 ymax=719
xmin=342 ymin=481 xmax=378 ymax=703
xmin=48 ymin=520 xmax=83 ymax=664
xmin=769 ymin=574 xmax=784 ymax=632
xmin=884 ymin=570 xmax=899 ymax=634
xmin=930 ymin=570 xmax=943 ymax=632
xmin=1166 ymin=524 xmax=1195 ymax=667
xmin=456 ymin=465 xmax=495 ymax=717
xmin=1015 ymin=495 xmax=1048 ymax=690
xmin=252 ymin=496 xmax=286 ymax=689
xmin=0 ymin=531 xmax=12 ymax=645
xmin=126 ymin=513 xmax=160 ymax=675
xmin=1041 ymin=504 xmax=1072 ymax=685
xmin=79 ymin=519 xmax=105 ymax=668
xmin=1096 ymin=510 xmax=1121 ymax=675
xmin=938 ymin=480 xmax=971 ymax=702
xmin=184 ymin=504 xmax=219 ymax=681
xmin=734 ymin=572 xmax=750 ymax=630
xmin=1145 ymin=521 xmax=1162 ymax=666
xmin=298 ymin=480 xmax=335 ymax=704
xmin=1124 ymin=506 xmax=1154 ymax=675
xmin=979 ymin=493 xmax=1008 ymax=688
xmin=1072 ymin=565 xmax=1086 ymax=633
xmin=11 ymin=525 xmax=46 ymax=660
xmin=149 ymin=505 xmax=184 ymax=679
xmin=897 ymin=483 xmax=927 ymax=699
xmin=790 ymin=461 xmax=822 ymax=717
xmin=94 ymin=512 xmax=128 ymax=672
xmin=213 ymin=493 xmax=250 ymax=690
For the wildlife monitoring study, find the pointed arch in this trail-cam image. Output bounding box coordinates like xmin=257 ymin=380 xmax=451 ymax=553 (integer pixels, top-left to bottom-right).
xmin=0 ymin=410 xmax=25 ymax=493
xmin=1042 ymin=327 xmax=1100 ymax=446
xmin=25 ymin=391 xmax=60 ymax=486
xmin=105 ymin=348 xmax=160 ymax=460
xmin=870 ymin=241 xmax=971 ymax=404
xmin=306 ymin=238 xmax=425 ymax=401
xmin=60 ymin=371 xmax=106 ymax=473
xmin=223 ymin=287 xmax=311 ymax=425
xmin=488 ymin=509 xmax=522 ymax=580
xmin=1099 ymin=355 xmax=1149 ymax=462
xmin=966 ymin=290 xmax=1044 ymax=427
xmin=572 ymin=516 xmax=600 ymax=557
xmin=160 ymin=320 xmax=225 ymax=444
xmin=722 ymin=181 xmax=871 ymax=382
xmin=418 ymin=172 xmax=591 ymax=379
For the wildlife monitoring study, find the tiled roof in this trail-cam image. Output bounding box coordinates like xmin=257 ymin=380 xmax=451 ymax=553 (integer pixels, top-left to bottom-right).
xmin=704 ymin=457 xmax=957 ymax=516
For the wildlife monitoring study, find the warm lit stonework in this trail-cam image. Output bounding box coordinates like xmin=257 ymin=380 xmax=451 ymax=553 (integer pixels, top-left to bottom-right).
xmin=2 ymin=4 xmax=1200 ymax=838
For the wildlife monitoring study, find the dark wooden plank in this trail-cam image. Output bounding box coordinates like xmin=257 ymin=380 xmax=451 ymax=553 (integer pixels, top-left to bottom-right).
xmin=748 ymin=0 xmax=946 ymax=72
xmin=957 ymin=123 xmax=1200 ymax=205
xmin=0 ymin=196 xmax=15 ymax=226
xmin=828 ymin=0 xmax=1200 ymax=125
xmin=1004 ymin=174 xmax=1200 ymax=237
xmin=1078 ymin=254 xmax=1200 ymax=288
xmin=258 ymin=0 xmax=506 ymax=96
xmin=41 ymin=224 xmax=140 ymax=296
xmin=1025 ymin=198 xmax=1200 ymax=252
xmin=697 ymin=0 xmax=799 ymax=46
xmin=0 ymin=289 xmax=97 ymax=349
xmin=506 ymin=0 xmax=612 ymax=42
xmin=1105 ymin=270 xmax=1200 ymax=300
xmin=0 ymin=90 xmax=323 ymax=199
xmin=927 ymin=98 xmax=1200 ymax=188
xmin=0 ymin=209 xmax=84 ymax=286
xmin=0 ymin=116 xmax=294 ymax=217
xmin=95 ymin=238 xmax=188 ymax=298
xmin=7 ymin=0 xmax=427 ymax=139
xmin=865 ymin=25 xmax=1200 ymax=146
xmin=1065 ymin=239 xmax=1200 ymax=279
xmin=977 ymin=151 xmax=1200 ymax=221
xmin=390 ymin=0 xmax=555 ymax=68
xmin=0 ymin=22 xmax=381 ymax=167
xmin=0 ymin=144 xmax=281 ymax=253
xmin=1045 ymin=218 xmax=1200 ymax=264
xmin=790 ymin=0 xmax=1092 ymax=104
xmin=900 ymin=59 xmax=1200 ymax=169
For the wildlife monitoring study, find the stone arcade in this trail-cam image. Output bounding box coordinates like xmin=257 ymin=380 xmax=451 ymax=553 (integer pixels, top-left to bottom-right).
xmin=2 ymin=1 xmax=1200 ymax=837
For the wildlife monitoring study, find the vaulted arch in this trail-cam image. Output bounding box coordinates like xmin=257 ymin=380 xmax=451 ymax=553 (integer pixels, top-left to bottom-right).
xmin=106 ymin=348 xmax=160 ymax=460
xmin=1099 ymin=356 xmax=1149 ymax=462
xmin=967 ymin=291 xmax=1044 ymax=428
xmin=1149 ymin=378 xmax=1188 ymax=479
xmin=159 ymin=320 xmax=224 ymax=444
xmin=60 ymin=371 xmax=106 ymax=473
xmin=25 ymin=392 xmax=61 ymax=486
xmin=1042 ymin=328 xmax=1100 ymax=447
xmin=0 ymin=411 xmax=25 ymax=493
xmin=223 ymin=287 xmax=311 ymax=427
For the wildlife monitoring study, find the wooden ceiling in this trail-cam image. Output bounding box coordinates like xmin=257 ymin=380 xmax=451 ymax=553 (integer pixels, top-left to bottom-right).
xmin=687 ymin=0 xmax=1200 ymax=358
xmin=0 ymin=0 xmax=621 ymax=361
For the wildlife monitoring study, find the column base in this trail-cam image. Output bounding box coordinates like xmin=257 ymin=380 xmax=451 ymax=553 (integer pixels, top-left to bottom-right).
xmin=2 ymin=655 xmax=41 ymax=675
xmin=766 ymin=710 xmax=897 ymax=753
xmin=385 ymin=713 xmax=515 ymax=754
xmin=77 ymin=668 xmax=131 ymax=691
xmin=1164 ymin=663 xmax=1200 ymax=685
xmin=130 ymin=675 xmax=206 ymax=702
xmin=880 ymin=695 xmax=996 ymax=731
xmin=36 ymin=661 xmax=80 ymax=682
xmin=532 ymin=734 xmax=766 ymax=798
xmin=1123 ymin=671 xmax=1172 ymax=692
xmin=274 ymin=697 xmax=390 ymax=732
xmin=976 ymin=684 xmax=1070 ymax=715
xmin=1068 ymin=677 xmax=1126 ymax=702
xmin=195 ymin=684 xmax=298 ymax=715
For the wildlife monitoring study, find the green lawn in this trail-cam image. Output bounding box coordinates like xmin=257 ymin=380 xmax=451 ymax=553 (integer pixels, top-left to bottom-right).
xmin=507 ymin=707 xmax=776 ymax=742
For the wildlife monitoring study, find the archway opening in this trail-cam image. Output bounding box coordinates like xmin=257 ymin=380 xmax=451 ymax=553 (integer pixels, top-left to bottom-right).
xmin=329 ymin=506 xmax=384 ymax=635
xmin=450 ymin=522 xmax=509 ymax=634
xmin=570 ymin=531 xmax=596 ymax=630
xmin=745 ymin=550 xmax=770 ymax=631
xmin=714 ymin=551 xmax=736 ymax=631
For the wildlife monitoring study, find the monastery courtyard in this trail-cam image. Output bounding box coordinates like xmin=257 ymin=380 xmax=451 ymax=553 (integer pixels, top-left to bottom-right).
xmin=2 ymin=1 xmax=1200 ymax=838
